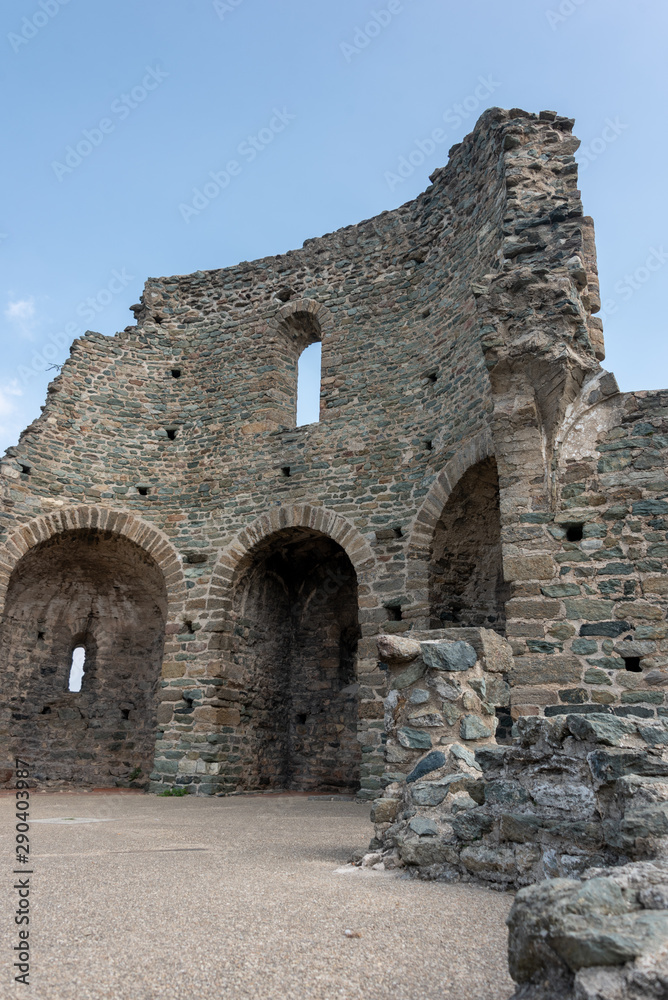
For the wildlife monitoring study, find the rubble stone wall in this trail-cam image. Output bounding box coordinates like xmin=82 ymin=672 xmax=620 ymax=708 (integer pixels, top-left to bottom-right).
xmin=0 ymin=106 xmax=666 ymax=793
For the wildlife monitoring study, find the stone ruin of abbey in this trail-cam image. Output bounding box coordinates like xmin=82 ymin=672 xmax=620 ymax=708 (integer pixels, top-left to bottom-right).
xmin=2 ymin=107 xmax=668 ymax=998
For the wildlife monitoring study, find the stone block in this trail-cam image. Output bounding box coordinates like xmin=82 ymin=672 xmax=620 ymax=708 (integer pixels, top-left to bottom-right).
xmin=509 ymin=655 xmax=582 ymax=686
xmin=564 ymin=599 xmax=615 ymax=621
xmin=370 ymin=798 xmax=400 ymax=824
xmin=504 ymin=553 xmax=556 ymax=581
xmin=420 ymin=640 xmax=477 ymax=672
xmin=460 ymin=714 xmax=493 ymax=740
xmin=506 ymin=598 xmax=563 ymax=620
xmin=376 ymin=634 xmax=421 ymax=663
xmin=405 ymin=751 xmax=446 ymax=784
xmin=397 ymin=726 xmax=432 ymax=750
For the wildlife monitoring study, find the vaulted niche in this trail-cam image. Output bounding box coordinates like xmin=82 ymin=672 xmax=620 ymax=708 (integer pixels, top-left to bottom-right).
xmin=232 ymin=528 xmax=360 ymax=793
xmin=0 ymin=529 xmax=167 ymax=787
xmin=429 ymin=457 xmax=510 ymax=632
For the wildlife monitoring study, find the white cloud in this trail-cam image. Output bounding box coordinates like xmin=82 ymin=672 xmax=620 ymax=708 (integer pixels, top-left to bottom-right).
xmin=0 ymin=380 xmax=22 ymax=417
xmin=5 ymin=298 xmax=37 ymax=337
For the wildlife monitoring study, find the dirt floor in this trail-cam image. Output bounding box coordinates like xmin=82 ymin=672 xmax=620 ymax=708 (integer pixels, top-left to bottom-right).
xmin=1 ymin=792 xmax=515 ymax=999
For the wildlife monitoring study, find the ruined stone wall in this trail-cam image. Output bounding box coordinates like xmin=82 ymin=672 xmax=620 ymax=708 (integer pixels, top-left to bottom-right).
xmin=0 ymin=106 xmax=666 ymax=794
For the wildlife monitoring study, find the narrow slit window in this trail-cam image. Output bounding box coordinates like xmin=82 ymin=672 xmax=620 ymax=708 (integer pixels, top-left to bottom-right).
xmin=296 ymin=342 xmax=321 ymax=426
xmin=68 ymin=645 xmax=86 ymax=692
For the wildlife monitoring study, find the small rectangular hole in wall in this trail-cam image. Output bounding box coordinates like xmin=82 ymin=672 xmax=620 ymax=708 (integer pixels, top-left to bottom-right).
xmin=137 ymin=487 xmax=149 ymax=496
xmin=121 ymin=709 xmax=130 ymax=720
xmin=425 ymin=440 xmax=433 ymax=451
xmin=19 ymin=464 xmax=31 ymax=475
xmin=386 ymin=605 xmax=402 ymax=622
xmin=393 ymin=527 xmax=403 ymax=538
xmin=296 ymin=713 xmax=307 ymax=725
xmin=566 ymin=523 xmax=584 ymax=542
xmin=166 ymin=428 xmax=177 ymax=440
xmin=281 ymin=467 xmax=291 ymax=477
xmin=171 ymin=369 xmax=181 ymax=378
xmin=426 ymin=373 xmax=438 ymax=384
xmin=624 ymin=657 xmax=642 ymax=672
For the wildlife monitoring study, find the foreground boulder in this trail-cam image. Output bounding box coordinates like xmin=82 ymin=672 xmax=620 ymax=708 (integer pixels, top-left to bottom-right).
xmin=507 ymin=863 xmax=668 ymax=999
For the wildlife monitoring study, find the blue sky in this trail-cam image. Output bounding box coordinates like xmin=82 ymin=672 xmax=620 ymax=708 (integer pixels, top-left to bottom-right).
xmin=1 ymin=0 xmax=666 ymax=450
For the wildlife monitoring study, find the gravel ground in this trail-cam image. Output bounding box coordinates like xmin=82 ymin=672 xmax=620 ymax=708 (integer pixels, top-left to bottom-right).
xmin=1 ymin=792 xmax=515 ymax=1000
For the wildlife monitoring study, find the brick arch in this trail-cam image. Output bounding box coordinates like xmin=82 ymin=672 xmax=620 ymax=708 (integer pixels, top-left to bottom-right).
xmin=0 ymin=505 xmax=187 ymax=623
xmin=405 ymin=429 xmax=495 ymax=624
xmin=268 ymin=298 xmax=335 ymax=343
xmin=207 ymin=502 xmax=377 ymax=627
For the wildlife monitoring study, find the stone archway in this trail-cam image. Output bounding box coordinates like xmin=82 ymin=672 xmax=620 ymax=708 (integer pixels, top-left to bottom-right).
xmin=406 ymin=430 xmax=496 ymax=627
xmin=207 ymin=504 xmax=378 ymax=793
xmin=0 ymin=507 xmax=187 ymax=788
xmin=428 ymin=456 xmax=509 ymax=631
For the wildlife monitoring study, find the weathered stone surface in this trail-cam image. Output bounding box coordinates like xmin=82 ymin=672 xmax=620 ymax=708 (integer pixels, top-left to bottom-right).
xmin=407 ymin=713 xmax=443 ymax=728
xmin=370 ymin=797 xmax=400 ymax=824
xmin=452 ymin=808 xmax=494 ymax=841
xmin=408 ymin=816 xmax=439 ymax=837
xmin=3 ymin=106 xmax=668 ymax=804
xmin=397 ymin=727 xmax=432 ymax=750
xmin=507 ymin=872 xmax=668 ymax=998
xmin=376 ymin=634 xmax=421 ymax=664
xmin=390 ymin=660 xmax=427 ymax=691
xmin=420 ymin=640 xmax=477 ymax=672
xmin=405 ymin=751 xmax=446 ymax=784
xmin=568 ymin=713 xmax=637 ymax=746
xmin=510 ymin=656 xmax=582 ymax=686
xmin=460 ymin=714 xmax=493 ymax=740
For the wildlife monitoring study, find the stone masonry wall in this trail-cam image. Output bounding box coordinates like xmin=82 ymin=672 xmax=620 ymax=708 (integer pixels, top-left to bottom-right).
xmin=0 ymin=106 xmax=666 ymax=794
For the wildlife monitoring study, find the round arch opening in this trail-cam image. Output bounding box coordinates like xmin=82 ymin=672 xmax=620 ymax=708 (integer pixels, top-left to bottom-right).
xmin=231 ymin=526 xmax=361 ymax=793
xmin=0 ymin=528 xmax=168 ymax=788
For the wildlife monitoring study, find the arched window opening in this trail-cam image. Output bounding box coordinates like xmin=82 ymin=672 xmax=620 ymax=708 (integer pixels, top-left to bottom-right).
xmin=68 ymin=645 xmax=86 ymax=692
xmin=296 ymin=342 xmax=321 ymax=426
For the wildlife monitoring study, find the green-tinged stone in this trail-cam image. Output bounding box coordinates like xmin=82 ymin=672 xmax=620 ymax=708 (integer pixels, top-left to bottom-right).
xmin=584 ymin=668 xmax=612 ymax=686
xmin=391 ymin=660 xmax=426 ymax=690
xmin=559 ymin=688 xmax=588 ymax=703
xmin=572 ymin=638 xmax=598 ymax=654
xmin=527 ymin=639 xmax=563 ymax=654
xmin=460 ymin=715 xmax=493 ymax=740
xmin=621 ymin=691 xmax=664 ymax=704
xmin=541 ymin=583 xmax=581 ymax=598
xmin=397 ymin=726 xmax=433 ymax=749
